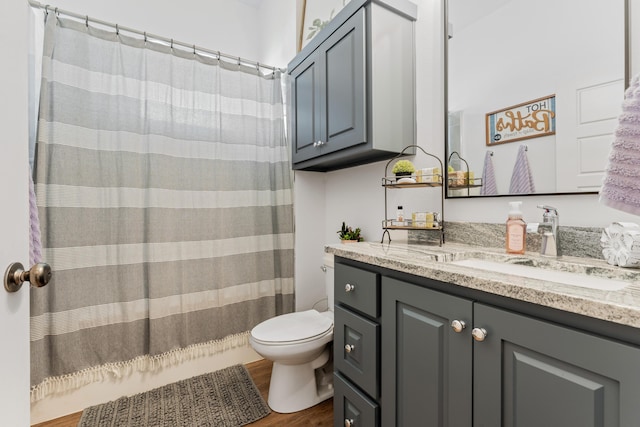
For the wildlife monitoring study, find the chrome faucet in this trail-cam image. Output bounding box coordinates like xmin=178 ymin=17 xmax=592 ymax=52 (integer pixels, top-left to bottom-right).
xmin=537 ymin=205 xmax=561 ymax=257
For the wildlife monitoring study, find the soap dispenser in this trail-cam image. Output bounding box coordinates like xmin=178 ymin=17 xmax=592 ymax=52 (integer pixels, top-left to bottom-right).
xmin=506 ymin=201 xmax=526 ymax=254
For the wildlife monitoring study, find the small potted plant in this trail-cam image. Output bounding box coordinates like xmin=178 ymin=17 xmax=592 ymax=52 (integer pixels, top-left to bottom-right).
xmin=391 ymin=159 xmax=416 ymax=181
xmin=337 ymin=222 xmax=363 ymax=243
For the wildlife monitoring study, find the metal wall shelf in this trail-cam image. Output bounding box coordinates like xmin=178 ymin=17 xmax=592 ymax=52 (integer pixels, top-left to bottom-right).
xmin=381 ymin=145 xmax=445 ymax=245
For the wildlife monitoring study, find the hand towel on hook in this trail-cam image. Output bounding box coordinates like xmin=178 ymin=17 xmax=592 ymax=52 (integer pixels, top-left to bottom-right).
xmin=480 ymin=151 xmax=498 ymax=195
xmin=509 ymin=145 xmax=536 ymax=194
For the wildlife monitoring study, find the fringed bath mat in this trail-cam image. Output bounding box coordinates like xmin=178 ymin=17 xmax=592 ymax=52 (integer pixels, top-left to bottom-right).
xmin=78 ymin=364 xmax=270 ymax=426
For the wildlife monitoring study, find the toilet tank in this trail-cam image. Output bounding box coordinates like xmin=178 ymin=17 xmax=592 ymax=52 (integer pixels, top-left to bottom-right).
xmin=323 ymin=253 xmax=334 ymax=312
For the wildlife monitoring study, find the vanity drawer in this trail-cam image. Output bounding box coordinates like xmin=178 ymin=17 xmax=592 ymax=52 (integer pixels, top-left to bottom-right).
xmin=334 ymin=372 xmax=379 ymax=427
xmin=334 ymin=304 xmax=379 ymax=399
xmin=335 ymin=262 xmax=379 ymax=318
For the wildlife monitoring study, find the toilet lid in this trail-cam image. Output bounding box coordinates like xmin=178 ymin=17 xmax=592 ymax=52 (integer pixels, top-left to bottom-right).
xmin=251 ymin=310 xmax=333 ymax=343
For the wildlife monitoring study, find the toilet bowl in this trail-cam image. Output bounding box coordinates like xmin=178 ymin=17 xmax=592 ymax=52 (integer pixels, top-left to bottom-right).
xmin=249 ymin=254 xmax=334 ymax=413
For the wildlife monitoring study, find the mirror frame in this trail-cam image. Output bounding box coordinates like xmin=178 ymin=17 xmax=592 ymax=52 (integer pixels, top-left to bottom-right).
xmin=443 ymin=0 xmax=631 ymax=199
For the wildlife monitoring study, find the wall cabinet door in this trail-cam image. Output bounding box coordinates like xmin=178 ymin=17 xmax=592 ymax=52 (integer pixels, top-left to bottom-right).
xmin=381 ymin=277 xmax=473 ymax=427
xmin=290 ymin=53 xmax=323 ymax=164
xmin=474 ymin=303 xmax=640 ymax=427
xmin=290 ymin=8 xmax=366 ymax=165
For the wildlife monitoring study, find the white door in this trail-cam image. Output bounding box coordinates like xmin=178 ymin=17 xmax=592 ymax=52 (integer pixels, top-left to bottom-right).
xmin=0 ymin=1 xmax=32 ymax=425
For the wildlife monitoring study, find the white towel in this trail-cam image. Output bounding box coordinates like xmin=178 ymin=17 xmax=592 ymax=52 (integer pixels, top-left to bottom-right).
xmin=480 ymin=151 xmax=498 ymax=195
xmin=599 ymin=73 xmax=640 ymax=215
xmin=509 ymin=145 xmax=536 ymax=194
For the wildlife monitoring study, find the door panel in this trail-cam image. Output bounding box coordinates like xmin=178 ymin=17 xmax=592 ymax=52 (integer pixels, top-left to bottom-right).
xmin=322 ymin=7 xmax=366 ymax=154
xmin=474 ymin=303 xmax=640 ymax=427
xmin=505 ymin=343 xmax=614 ymax=427
xmin=381 ymin=277 xmax=473 ymax=427
xmin=1 ymin=1 xmax=31 ymax=425
xmin=291 ymin=54 xmax=322 ymax=163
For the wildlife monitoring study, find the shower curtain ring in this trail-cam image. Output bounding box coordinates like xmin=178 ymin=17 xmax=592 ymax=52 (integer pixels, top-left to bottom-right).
xmin=193 ymin=44 xmax=196 ymax=55
xmin=44 ymin=5 xmax=48 ymax=15
xmin=143 ymin=31 xmax=147 ymax=43
xmin=85 ymin=15 xmax=89 ymax=28
xmin=256 ymin=62 xmax=260 ymax=71
xmin=170 ymin=39 xmax=174 ymax=50
xmin=115 ymin=24 xmax=119 ymax=35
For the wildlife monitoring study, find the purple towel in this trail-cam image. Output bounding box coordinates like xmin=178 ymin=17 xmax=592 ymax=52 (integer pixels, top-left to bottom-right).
xmin=509 ymin=145 xmax=536 ymax=194
xmin=480 ymin=151 xmax=498 ymax=195
xmin=29 ymin=170 xmax=43 ymax=265
xmin=600 ymin=73 xmax=640 ymax=215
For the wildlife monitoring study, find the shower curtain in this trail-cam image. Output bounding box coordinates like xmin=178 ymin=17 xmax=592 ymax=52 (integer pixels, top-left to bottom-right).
xmin=31 ymin=15 xmax=294 ymax=400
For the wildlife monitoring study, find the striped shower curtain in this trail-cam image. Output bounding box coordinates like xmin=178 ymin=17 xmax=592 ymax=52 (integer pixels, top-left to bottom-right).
xmin=31 ymin=15 xmax=294 ymax=400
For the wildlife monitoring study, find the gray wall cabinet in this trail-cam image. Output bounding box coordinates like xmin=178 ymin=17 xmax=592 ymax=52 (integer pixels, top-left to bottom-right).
xmin=335 ymin=257 xmax=640 ymax=427
xmin=288 ymin=0 xmax=417 ymax=171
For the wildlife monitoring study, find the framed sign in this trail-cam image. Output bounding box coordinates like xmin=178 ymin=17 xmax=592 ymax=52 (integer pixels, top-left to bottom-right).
xmin=486 ymin=95 xmax=556 ymax=146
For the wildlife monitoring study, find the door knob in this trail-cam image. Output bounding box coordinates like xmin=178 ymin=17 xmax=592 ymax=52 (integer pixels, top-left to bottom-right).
xmin=471 ymin=327 xmax=487 ymax=342
xmin=344 ymin=344 xmax=355 ymax=353
xmin=344 ymin=283 xmax=355 ymax=292
xmin=4 ymin=262 xmax=52 ymax=293
xmin=450 ymin=319 xmax=466 ymax=333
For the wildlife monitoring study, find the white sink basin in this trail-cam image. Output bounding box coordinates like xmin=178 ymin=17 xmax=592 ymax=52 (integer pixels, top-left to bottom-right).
xmin=451 ymin=259 xmax=629 ymax=291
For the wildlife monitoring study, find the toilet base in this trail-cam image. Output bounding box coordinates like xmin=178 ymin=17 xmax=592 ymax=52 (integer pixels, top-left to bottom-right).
xmin=267 ymin=347 xmax=334 ymax=413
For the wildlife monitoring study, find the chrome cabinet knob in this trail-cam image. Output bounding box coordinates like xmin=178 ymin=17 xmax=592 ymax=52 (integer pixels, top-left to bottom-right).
xmin=345 ymin=344 xmax=355 ymax=353
xmin=4 ymin=262 xmax=52 ymax=293
xmin=344 ymin=283 xmax=355 ymax=292
xmin=450 ymin=319 xmax=466 ymax=333
xmin=344 ymin=419 xmax=355 ymax=427
xmin=472 ymin=327 xmax=488 ymax=342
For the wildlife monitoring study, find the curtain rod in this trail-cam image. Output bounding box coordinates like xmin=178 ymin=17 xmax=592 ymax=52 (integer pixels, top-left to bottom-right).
xmin=28 ymin=0 xmax=286 ymax=74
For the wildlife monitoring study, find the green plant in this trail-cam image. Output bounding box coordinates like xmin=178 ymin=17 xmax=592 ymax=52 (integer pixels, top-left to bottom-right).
xmin=337 ymin=221 xmax=363 ymax=241
xmin=391 ymin=159 xmax=416 ymax=174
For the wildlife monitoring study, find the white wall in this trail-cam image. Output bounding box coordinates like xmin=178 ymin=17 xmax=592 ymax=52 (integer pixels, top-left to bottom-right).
xmin=28 ymin=0 xmax=297 ymax=423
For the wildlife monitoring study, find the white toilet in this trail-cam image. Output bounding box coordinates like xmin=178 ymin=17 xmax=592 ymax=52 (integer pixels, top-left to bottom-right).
xmin=249 ymin=254 xmax=335 ymax=413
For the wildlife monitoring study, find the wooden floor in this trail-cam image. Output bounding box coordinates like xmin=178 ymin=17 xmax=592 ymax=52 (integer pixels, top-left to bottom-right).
xmin=32 ymin=359 xmax=334 ymax=427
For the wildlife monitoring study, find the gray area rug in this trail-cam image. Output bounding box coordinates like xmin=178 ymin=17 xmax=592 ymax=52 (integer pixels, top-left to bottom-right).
xmin=78 ymin=364 xmax=270 ymax=426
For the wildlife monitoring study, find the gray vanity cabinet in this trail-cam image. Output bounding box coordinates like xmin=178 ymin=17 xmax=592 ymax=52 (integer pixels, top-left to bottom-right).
xmin=381 ymin=276 xmax=473 ymax=427
xmin=474 ymin=303 xmax=640 ymax=427
xmin=288 ymin=0 xmax=417 ymax=171
xmin=334 ymin=258 xmax=640 ymax=427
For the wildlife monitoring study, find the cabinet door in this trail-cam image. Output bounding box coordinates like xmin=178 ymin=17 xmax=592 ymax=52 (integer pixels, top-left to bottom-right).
xmin=334 ymin=372 xmax=379 ymax=427
xmin=335 ymin=305 xmax=379 ymax=399
xmin=320 ymin=7 xmax=366 ymax=155
xmin=290 ymin=52 xmax=323 ymax=164
xmin=381 ymin=277 xmax=473 ymax=427
xmin=474 ymin=303 xmax=640 ymax=427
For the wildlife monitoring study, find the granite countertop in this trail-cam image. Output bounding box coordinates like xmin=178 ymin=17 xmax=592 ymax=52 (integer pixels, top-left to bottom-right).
xmin=326 ymin=242 xmax=640 ymax=329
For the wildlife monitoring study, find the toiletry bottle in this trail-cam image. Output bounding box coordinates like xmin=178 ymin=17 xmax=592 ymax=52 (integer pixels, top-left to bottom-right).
xmin=506 ymin=201 xmax=526 ymax=254
xmin=397 ymin=205 xmax=404 ymax=224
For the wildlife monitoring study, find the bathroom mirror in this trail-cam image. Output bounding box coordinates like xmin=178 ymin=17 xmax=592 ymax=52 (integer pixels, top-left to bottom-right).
xmin=445 ymin=0 xmax=629 ymax=198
